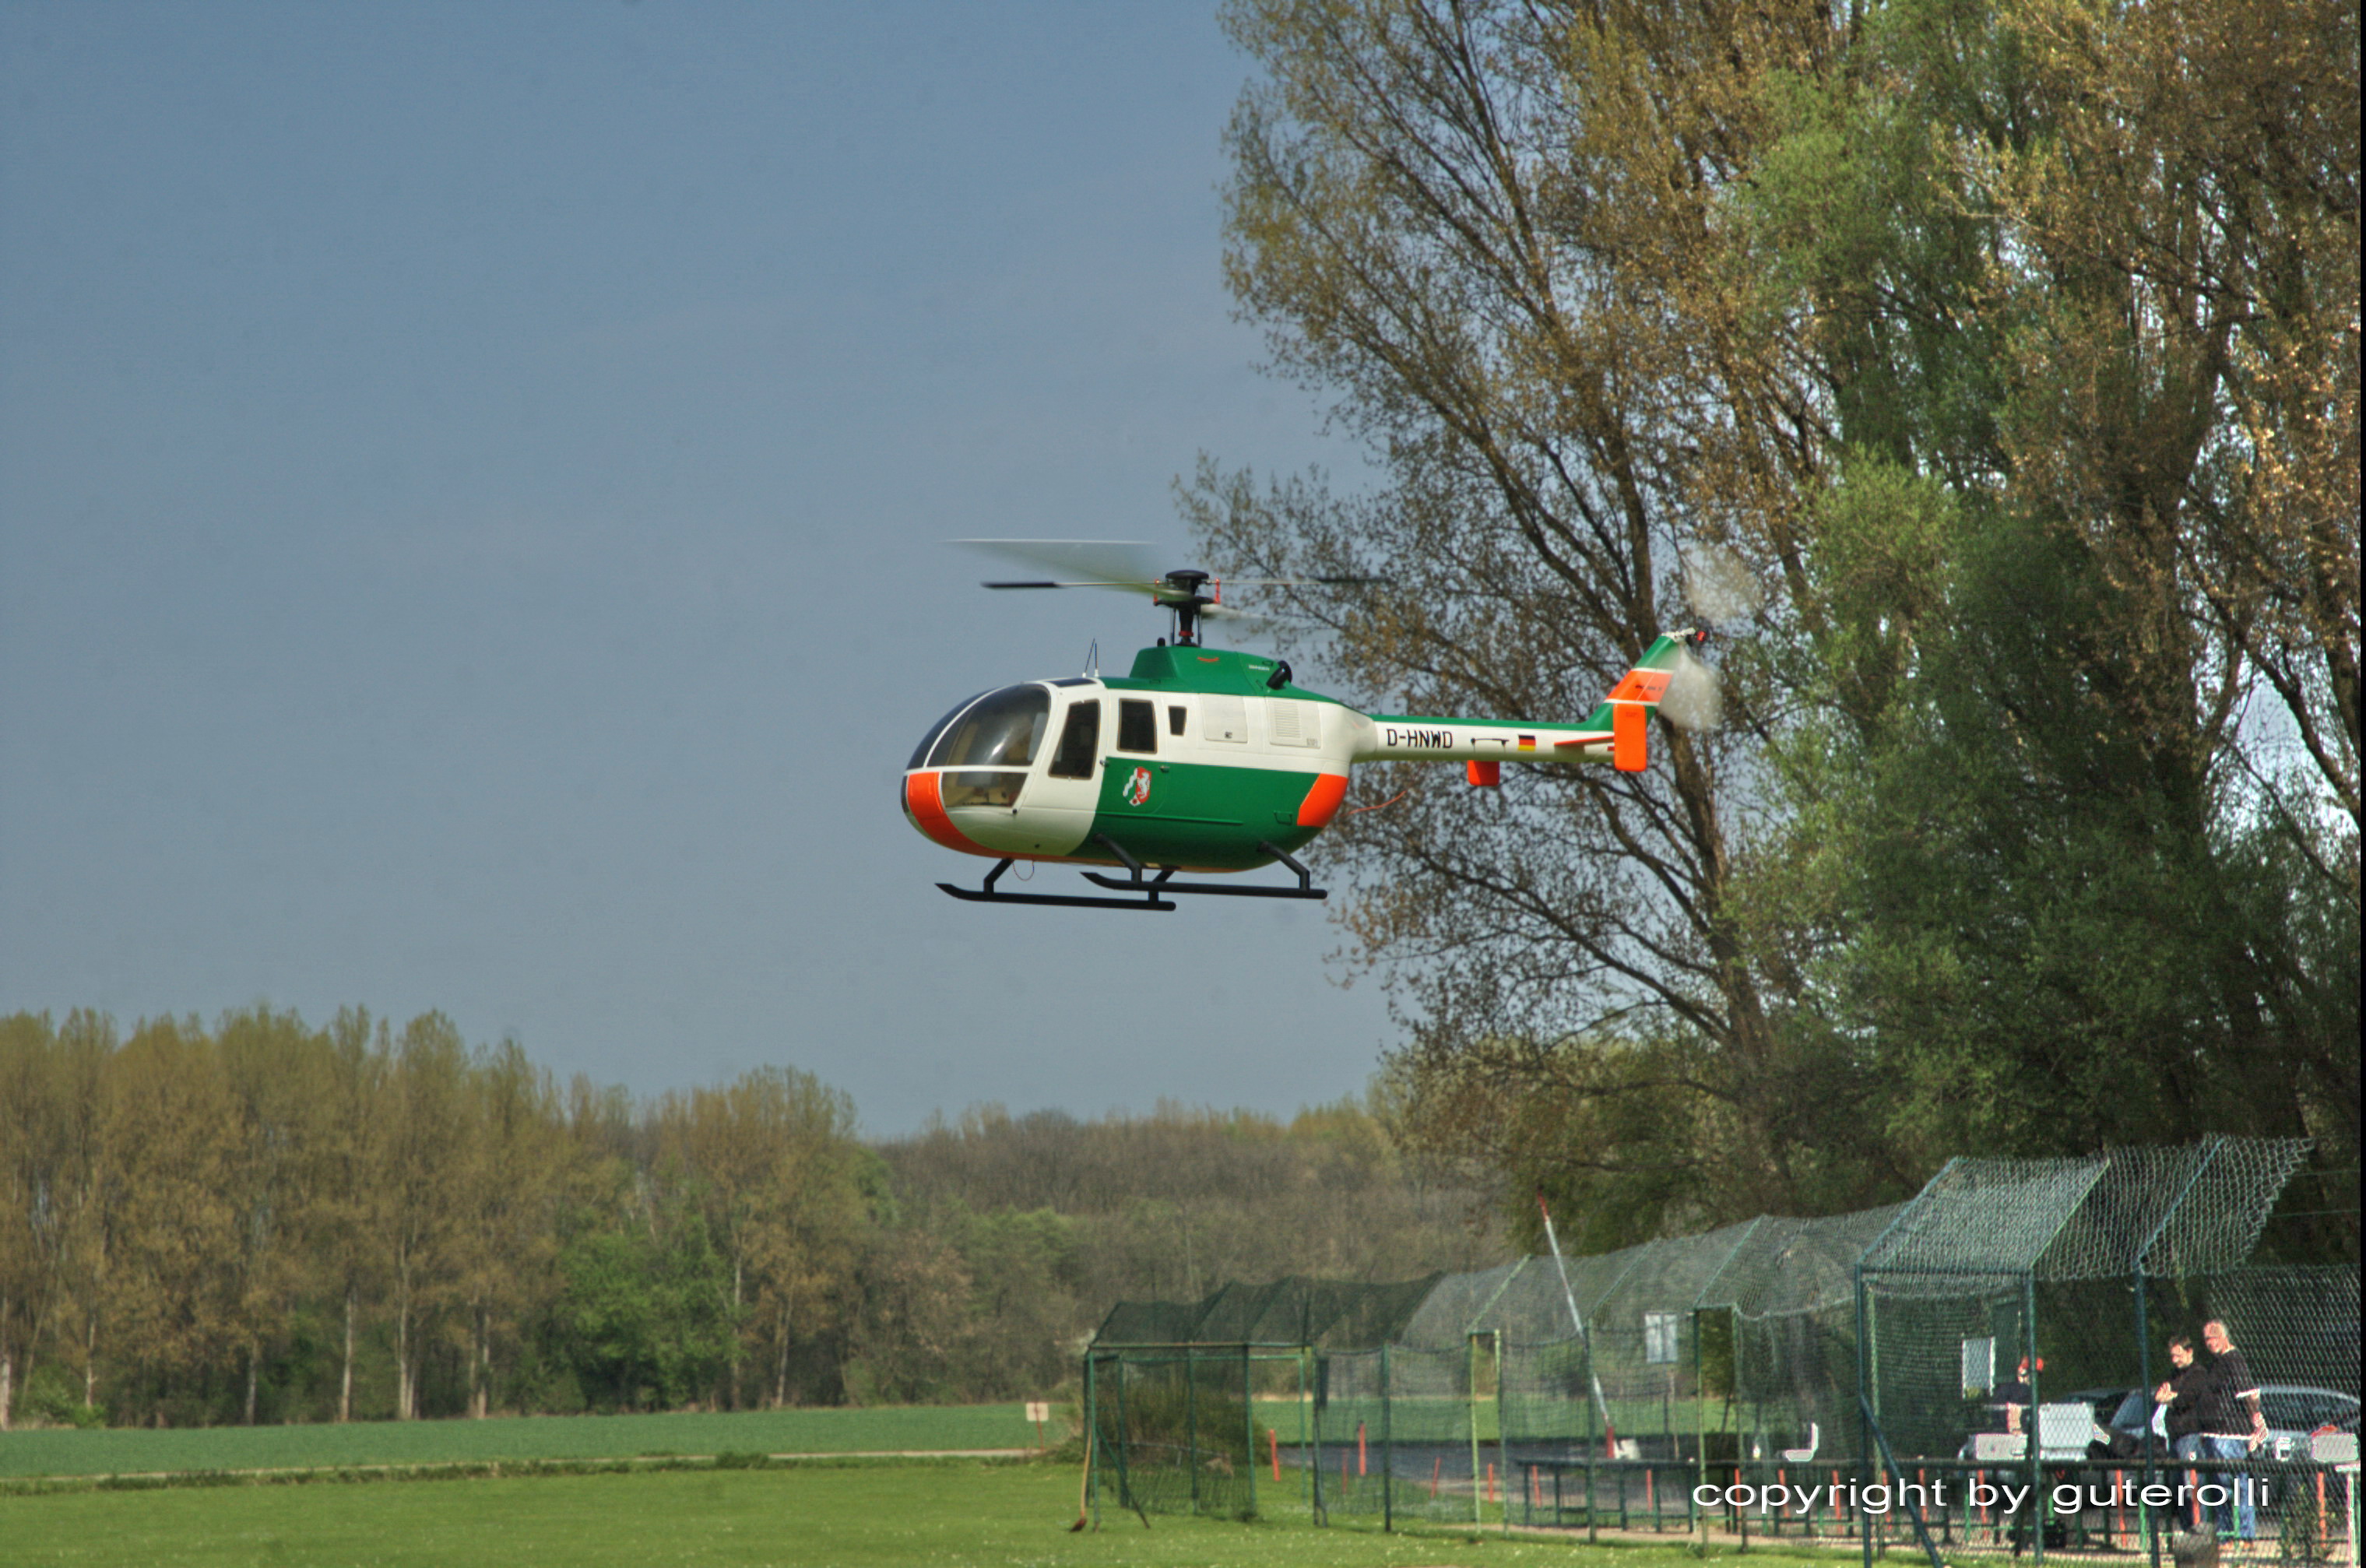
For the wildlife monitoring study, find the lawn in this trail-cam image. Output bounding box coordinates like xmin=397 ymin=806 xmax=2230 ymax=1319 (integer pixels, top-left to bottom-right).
xmin=0 ymin=1458 xmax=1836 ymax=1568
xmin=0 ymin=1405 xmax=1036 ymax=1478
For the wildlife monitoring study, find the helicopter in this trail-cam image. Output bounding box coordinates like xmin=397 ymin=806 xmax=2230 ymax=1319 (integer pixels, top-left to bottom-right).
xmin=903 ymin=540 xmax=1722 ymax=912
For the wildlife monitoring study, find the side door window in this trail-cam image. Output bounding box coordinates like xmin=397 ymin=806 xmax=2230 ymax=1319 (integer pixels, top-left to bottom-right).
xmin=1116 ymin=699 xmax=1157 ymax=754
xmin=1049 ymin=698 xmax=1102 ymax=779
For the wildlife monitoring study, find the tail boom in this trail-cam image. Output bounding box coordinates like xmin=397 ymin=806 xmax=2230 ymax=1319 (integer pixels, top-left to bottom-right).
xmin=1354 ymin=632 xmax=1694 ymax=772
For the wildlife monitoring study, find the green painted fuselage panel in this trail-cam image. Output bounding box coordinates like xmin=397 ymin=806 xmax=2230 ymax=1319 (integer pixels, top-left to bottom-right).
xmin=1087 ymin=758 xmax=1324 ymax=870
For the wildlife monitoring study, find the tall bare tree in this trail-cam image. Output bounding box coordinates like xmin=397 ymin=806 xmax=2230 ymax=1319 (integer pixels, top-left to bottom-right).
xmin=1199 ymin=0 xmax=1854 ymax=1229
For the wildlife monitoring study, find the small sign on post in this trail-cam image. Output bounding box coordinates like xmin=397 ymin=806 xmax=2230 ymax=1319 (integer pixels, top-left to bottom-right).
xmin=1025 ymin=1400 xmax=1050 ymax=1450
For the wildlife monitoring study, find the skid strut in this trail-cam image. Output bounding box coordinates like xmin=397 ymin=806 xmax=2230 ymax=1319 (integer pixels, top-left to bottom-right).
xmin=1081 ymin=837 xmax=1327 ymax=901
xmin=937 ymin=838 xmax=1327 ymax=909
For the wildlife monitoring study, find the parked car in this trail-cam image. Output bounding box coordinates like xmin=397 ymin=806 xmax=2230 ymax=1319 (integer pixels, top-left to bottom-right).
xmin=2257 ymin=1387 xmax=2360 ymax=1464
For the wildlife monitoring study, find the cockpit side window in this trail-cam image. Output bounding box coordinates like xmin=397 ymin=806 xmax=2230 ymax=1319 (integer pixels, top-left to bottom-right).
xmin=1048 ymin=698 xmax=1102 ymax=779
xmin=926 ymin=685 xmax=1050 ymax=769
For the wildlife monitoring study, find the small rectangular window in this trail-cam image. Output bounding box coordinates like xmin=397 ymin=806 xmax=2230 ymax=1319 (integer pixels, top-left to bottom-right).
xmin=1645 ymin=1311 xmax=1680 ymax=1366
xmin=1168 ymin=705 xmax=1187 ymax=737
xmin=1049 ymin=699 xmax=1101 ymax=779
xmin=1116 ymin=699 xmax=1157 ymax=754
xmin=1962 ymin=1337 xmax=1996 ymax=1395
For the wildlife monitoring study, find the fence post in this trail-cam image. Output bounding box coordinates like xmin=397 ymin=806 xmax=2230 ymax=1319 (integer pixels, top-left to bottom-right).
xmin=1469 ymin=1333 xmax=1485 ymax=1526
xmin=1381 ymin=1341 xmax=1394 ymax=1535
xmin=2027 ymin=1277 xmax=2044 ymax=1566
xmin=1084 ymin=1352 xmax=1099 ymax=1530
xmin=2136 ymin=1268 xmax=2157 ymax=1568
xmin=1692 ymin=1307 xmax=1705 ymax=1542
xmin=1113 ymin=1352 xmax=1133 ymax=1517
xmin=1584 ymin=1334 xmax=1599 ymax=1544
xmin=1858 ymin=1264 xmax=1873 ymax=1568
xmin=1498 ymin=1332 xmax=1511 ymax=1538
xmin=1187 ymin=1347 xmax=1201 ymax=1514
xmin=1299 ymin=1346 xmax=1311 ymax=1515
xmin=1243 ymin=1341 xmax=1255 ymax=1520
xmin=1311 ymin=1350 xmax=1325 ymax=1526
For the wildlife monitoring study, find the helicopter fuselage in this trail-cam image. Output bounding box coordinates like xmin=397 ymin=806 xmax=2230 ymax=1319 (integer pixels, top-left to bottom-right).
xmin=902 ymin=643 xmax=1630 ymax=874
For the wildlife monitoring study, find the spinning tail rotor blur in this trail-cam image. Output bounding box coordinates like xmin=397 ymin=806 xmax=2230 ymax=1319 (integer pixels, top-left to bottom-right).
xmin=1656 ymin=543 xmax=1768 ymax=735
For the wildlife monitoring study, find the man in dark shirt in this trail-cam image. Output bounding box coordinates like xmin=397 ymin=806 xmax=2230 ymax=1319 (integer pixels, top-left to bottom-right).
xmin=2196 ymin=1320 xmax=2266 ymax=1540
xmin=2155 ymin=1335 xmax=2210 ymax=1457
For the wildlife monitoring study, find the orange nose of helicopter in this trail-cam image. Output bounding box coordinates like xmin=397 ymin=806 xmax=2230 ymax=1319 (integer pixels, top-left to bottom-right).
xmin=901 ymin=684 xmax=1052 ymax=856
xmin=902 ymin=770 xmax=984 ymax=854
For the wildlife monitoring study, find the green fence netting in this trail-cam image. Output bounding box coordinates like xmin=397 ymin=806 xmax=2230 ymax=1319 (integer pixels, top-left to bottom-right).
xmin=1085 ymin=1138 xmax=2356 ymax=1562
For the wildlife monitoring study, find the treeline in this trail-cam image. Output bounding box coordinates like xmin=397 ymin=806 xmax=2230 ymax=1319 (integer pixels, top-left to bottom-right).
xmin=0 ymin=1007 xmax=1502 ymax=1430
xmin=877 ymin=1097 xmax=1503 ymax=1306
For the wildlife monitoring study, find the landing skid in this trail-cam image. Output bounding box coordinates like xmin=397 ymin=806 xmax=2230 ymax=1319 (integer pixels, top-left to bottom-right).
xmin=937 ymin=856 xmax=1175 ymax=911
xmin=936 ymin=838 xmax=1327 ymax=911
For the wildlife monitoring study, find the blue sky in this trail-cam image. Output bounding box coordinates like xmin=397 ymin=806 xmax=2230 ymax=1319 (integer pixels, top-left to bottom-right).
xmin=0 ymin=1 xmax=1397 ymax=1134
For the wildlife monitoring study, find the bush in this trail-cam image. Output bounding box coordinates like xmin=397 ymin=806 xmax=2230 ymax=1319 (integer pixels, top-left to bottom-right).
xmin=16 ymin=1364 xmax=107 ymax=1429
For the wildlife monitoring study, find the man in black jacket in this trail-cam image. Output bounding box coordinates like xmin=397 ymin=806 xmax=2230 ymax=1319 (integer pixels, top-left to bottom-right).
xmin=2195 ymin=1320 xmax=2267 ymax=1540
xmin=2155 ymin=1336 xmax=2210 ymax=1458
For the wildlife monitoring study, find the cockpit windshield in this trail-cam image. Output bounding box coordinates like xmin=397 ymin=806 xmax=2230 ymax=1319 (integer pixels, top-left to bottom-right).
xmin=907 ymin=692 xmax=987 ymax=770
xmin=923 ymin=684 xmax=1050 ymax=770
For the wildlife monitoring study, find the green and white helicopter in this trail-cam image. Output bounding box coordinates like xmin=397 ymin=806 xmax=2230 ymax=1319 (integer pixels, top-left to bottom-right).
xmin=905 ymin=540 xmax=1723 ymax=912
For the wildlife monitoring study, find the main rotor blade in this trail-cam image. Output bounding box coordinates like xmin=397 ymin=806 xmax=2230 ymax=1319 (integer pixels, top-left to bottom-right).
xmin=1222 ymin=575 xmax=1392 ymax=587
xmin=1679 ymin=542 xmax=1767 ymax=627
xmin=982 ymin=579 xmax=1158 ymax=590
xmin=954 ymin=539 xmax=1169 ymax=592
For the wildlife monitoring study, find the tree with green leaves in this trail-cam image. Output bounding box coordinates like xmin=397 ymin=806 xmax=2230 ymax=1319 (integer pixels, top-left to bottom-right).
xmin=655 ymin=1065 xmax=865 ymax=1410
xmin=98 ymin=1017 xmax=242 ymax=1421
xmin=1204 ymin=0 xmax=2357 ymax=1246
xmin=216 ymin=1005 xmax=338 ymax=1424
xmin=1737 ymin=0 xmax=2357 ymax=1187
xmin=452 ymin=1039 xmax=571 ymax=1418
xmin=377 ymin=1013 xmax=474 ymax=1421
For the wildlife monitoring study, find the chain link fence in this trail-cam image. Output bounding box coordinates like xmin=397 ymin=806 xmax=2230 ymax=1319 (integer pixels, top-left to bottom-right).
xmin=1085 ymin=1138 xmax=2357 ymax=1562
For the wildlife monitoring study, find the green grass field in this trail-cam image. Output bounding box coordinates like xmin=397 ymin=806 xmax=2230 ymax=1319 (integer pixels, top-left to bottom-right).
xmin=0 ymin=1405 xmax=1035 ymax=1478
xmin=0 ymin=1458 xmax=1840 ymax=1567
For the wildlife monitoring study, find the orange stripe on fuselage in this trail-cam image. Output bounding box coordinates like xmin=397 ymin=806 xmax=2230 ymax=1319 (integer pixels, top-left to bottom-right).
xmin=1297 ymin=772 xmax=1350 ymax=828
xmin=905 ymin=772 xmax=995 ymax=856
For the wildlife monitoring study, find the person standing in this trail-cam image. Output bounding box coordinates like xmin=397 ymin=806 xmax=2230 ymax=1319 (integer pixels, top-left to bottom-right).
xmin=2156 ymin=1335 xmax=2213 ymax=1531
xmin=2195 ymin=1320 xmax=2267 ymax=1540
xmin=1992 ymin=1355 xmax=2039 ymax=1436
xmin=2156 ymin=1336 xmax=2210 ymax=1457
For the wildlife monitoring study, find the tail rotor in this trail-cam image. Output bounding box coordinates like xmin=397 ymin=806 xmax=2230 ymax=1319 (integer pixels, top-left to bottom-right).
xmin=1657 ymin=543 xmax=1766 ymax=734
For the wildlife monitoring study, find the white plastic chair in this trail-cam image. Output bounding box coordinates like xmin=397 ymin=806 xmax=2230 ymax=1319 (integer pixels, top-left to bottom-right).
xmin=1781 ymin=1422 xmax=1820 ymax=1463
